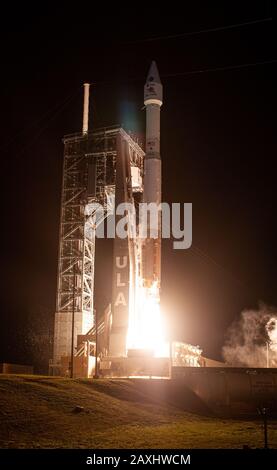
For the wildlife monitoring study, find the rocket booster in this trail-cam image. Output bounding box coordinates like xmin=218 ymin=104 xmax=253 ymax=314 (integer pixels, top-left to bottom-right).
xmin=142 ymin=61 xmax=163 ymax=289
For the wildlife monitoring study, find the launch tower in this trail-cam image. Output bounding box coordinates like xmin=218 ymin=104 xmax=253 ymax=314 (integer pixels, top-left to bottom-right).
xmin=52 ymin=126 xmax=144 ymax=375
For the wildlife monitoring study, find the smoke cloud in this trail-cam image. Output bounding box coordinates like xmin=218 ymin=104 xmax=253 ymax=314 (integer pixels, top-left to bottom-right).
xmin=222 ymin=304 xmax=277 ymax=367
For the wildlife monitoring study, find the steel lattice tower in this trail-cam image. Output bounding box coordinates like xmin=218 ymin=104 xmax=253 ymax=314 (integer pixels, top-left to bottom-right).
xmin=52 ymin=126 xmax=144 ymax=373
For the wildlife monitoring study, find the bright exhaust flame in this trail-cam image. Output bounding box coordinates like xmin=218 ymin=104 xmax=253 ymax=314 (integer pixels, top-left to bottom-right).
xmin=127 ymin=281 xmax=169 ymax=357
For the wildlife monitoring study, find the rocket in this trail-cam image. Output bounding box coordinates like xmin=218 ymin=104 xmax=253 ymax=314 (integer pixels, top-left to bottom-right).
xmin=142 ymin=61 xmax=163 ymax=290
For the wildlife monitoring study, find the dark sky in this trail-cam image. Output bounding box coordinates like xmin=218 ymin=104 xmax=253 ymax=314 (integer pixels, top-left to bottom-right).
xmin=0 ymin=2 xmax=276 ymax=365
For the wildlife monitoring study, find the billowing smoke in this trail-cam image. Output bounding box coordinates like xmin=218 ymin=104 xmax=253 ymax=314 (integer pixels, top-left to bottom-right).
xmin=266 ymin=317 xmax=277 ymax=353
xmin=222 ymin=304 xmax=277 ymax=367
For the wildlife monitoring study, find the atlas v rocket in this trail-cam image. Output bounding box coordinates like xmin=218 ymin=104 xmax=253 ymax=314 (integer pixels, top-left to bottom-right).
xmin=142 ymin=61 xmax=163 ymax=291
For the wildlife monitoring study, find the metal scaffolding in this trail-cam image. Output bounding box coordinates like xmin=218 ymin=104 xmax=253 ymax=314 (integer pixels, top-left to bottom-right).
xmin=52 ymin=126 xmax=144 ymax=372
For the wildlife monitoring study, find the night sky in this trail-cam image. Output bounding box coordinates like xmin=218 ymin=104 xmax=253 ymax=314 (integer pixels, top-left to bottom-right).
xmin=0 ymin=2 xmax=275 ymax=368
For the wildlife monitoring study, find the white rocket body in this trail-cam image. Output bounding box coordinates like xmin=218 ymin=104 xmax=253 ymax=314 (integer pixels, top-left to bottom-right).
xmin=143 ymin=62 xmax=163 ymax=290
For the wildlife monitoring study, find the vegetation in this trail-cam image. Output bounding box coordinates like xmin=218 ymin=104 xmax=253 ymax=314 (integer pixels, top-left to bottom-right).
xmin=0 ymin=375 xmax=276 ymax=448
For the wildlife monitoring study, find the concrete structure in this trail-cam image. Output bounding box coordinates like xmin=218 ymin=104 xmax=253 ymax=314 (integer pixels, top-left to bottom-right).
xmin=0 ymin=363 xmax=34 ymax=375
xmin=172 ymin=367 xmax=277 ymax=417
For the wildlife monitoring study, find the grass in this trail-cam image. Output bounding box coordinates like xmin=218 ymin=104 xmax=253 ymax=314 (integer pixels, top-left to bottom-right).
xmin=0 ymin=375 xmax=276 ymax=448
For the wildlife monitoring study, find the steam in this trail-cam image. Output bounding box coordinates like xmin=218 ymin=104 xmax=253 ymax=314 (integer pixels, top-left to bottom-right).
xmin=266 ymin=317 xmax=277 ymax=353
xmin=222 ymin=304 xmax=277 ymax=367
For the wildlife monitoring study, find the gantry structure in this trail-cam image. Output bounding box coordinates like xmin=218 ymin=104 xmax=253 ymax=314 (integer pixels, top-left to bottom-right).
xmin=52 ymin=126 xmax=144 ymax=373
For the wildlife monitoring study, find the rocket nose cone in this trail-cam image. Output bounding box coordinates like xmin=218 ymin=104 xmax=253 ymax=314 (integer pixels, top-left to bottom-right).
xmin=146 ymin=61 xmax=162 ymax=85
xmin=144 ymin=61 xmax=163 ymax=105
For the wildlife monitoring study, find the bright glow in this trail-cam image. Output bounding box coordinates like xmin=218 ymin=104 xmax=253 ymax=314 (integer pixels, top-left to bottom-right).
xmin=127 ymin=281 xmax=169 ymax=358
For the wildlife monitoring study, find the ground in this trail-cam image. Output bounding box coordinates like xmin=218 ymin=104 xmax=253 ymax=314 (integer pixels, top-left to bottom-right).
xmin=0 ymin=375 xmax=276 ymax=448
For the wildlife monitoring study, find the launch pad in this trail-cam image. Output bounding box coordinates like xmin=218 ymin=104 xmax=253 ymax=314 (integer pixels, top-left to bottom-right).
xmin=99 ymin=355 xmax=170 ymax=379
xmin=51 ymin=326 xmax=203 ymax=378
xmin=99 ymin=342 xmax=202 ymax=378
xmin=51 ymin=62 xmax=198 ymax=378
xmin=50 ymin=62 xmax=276 ymax=391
